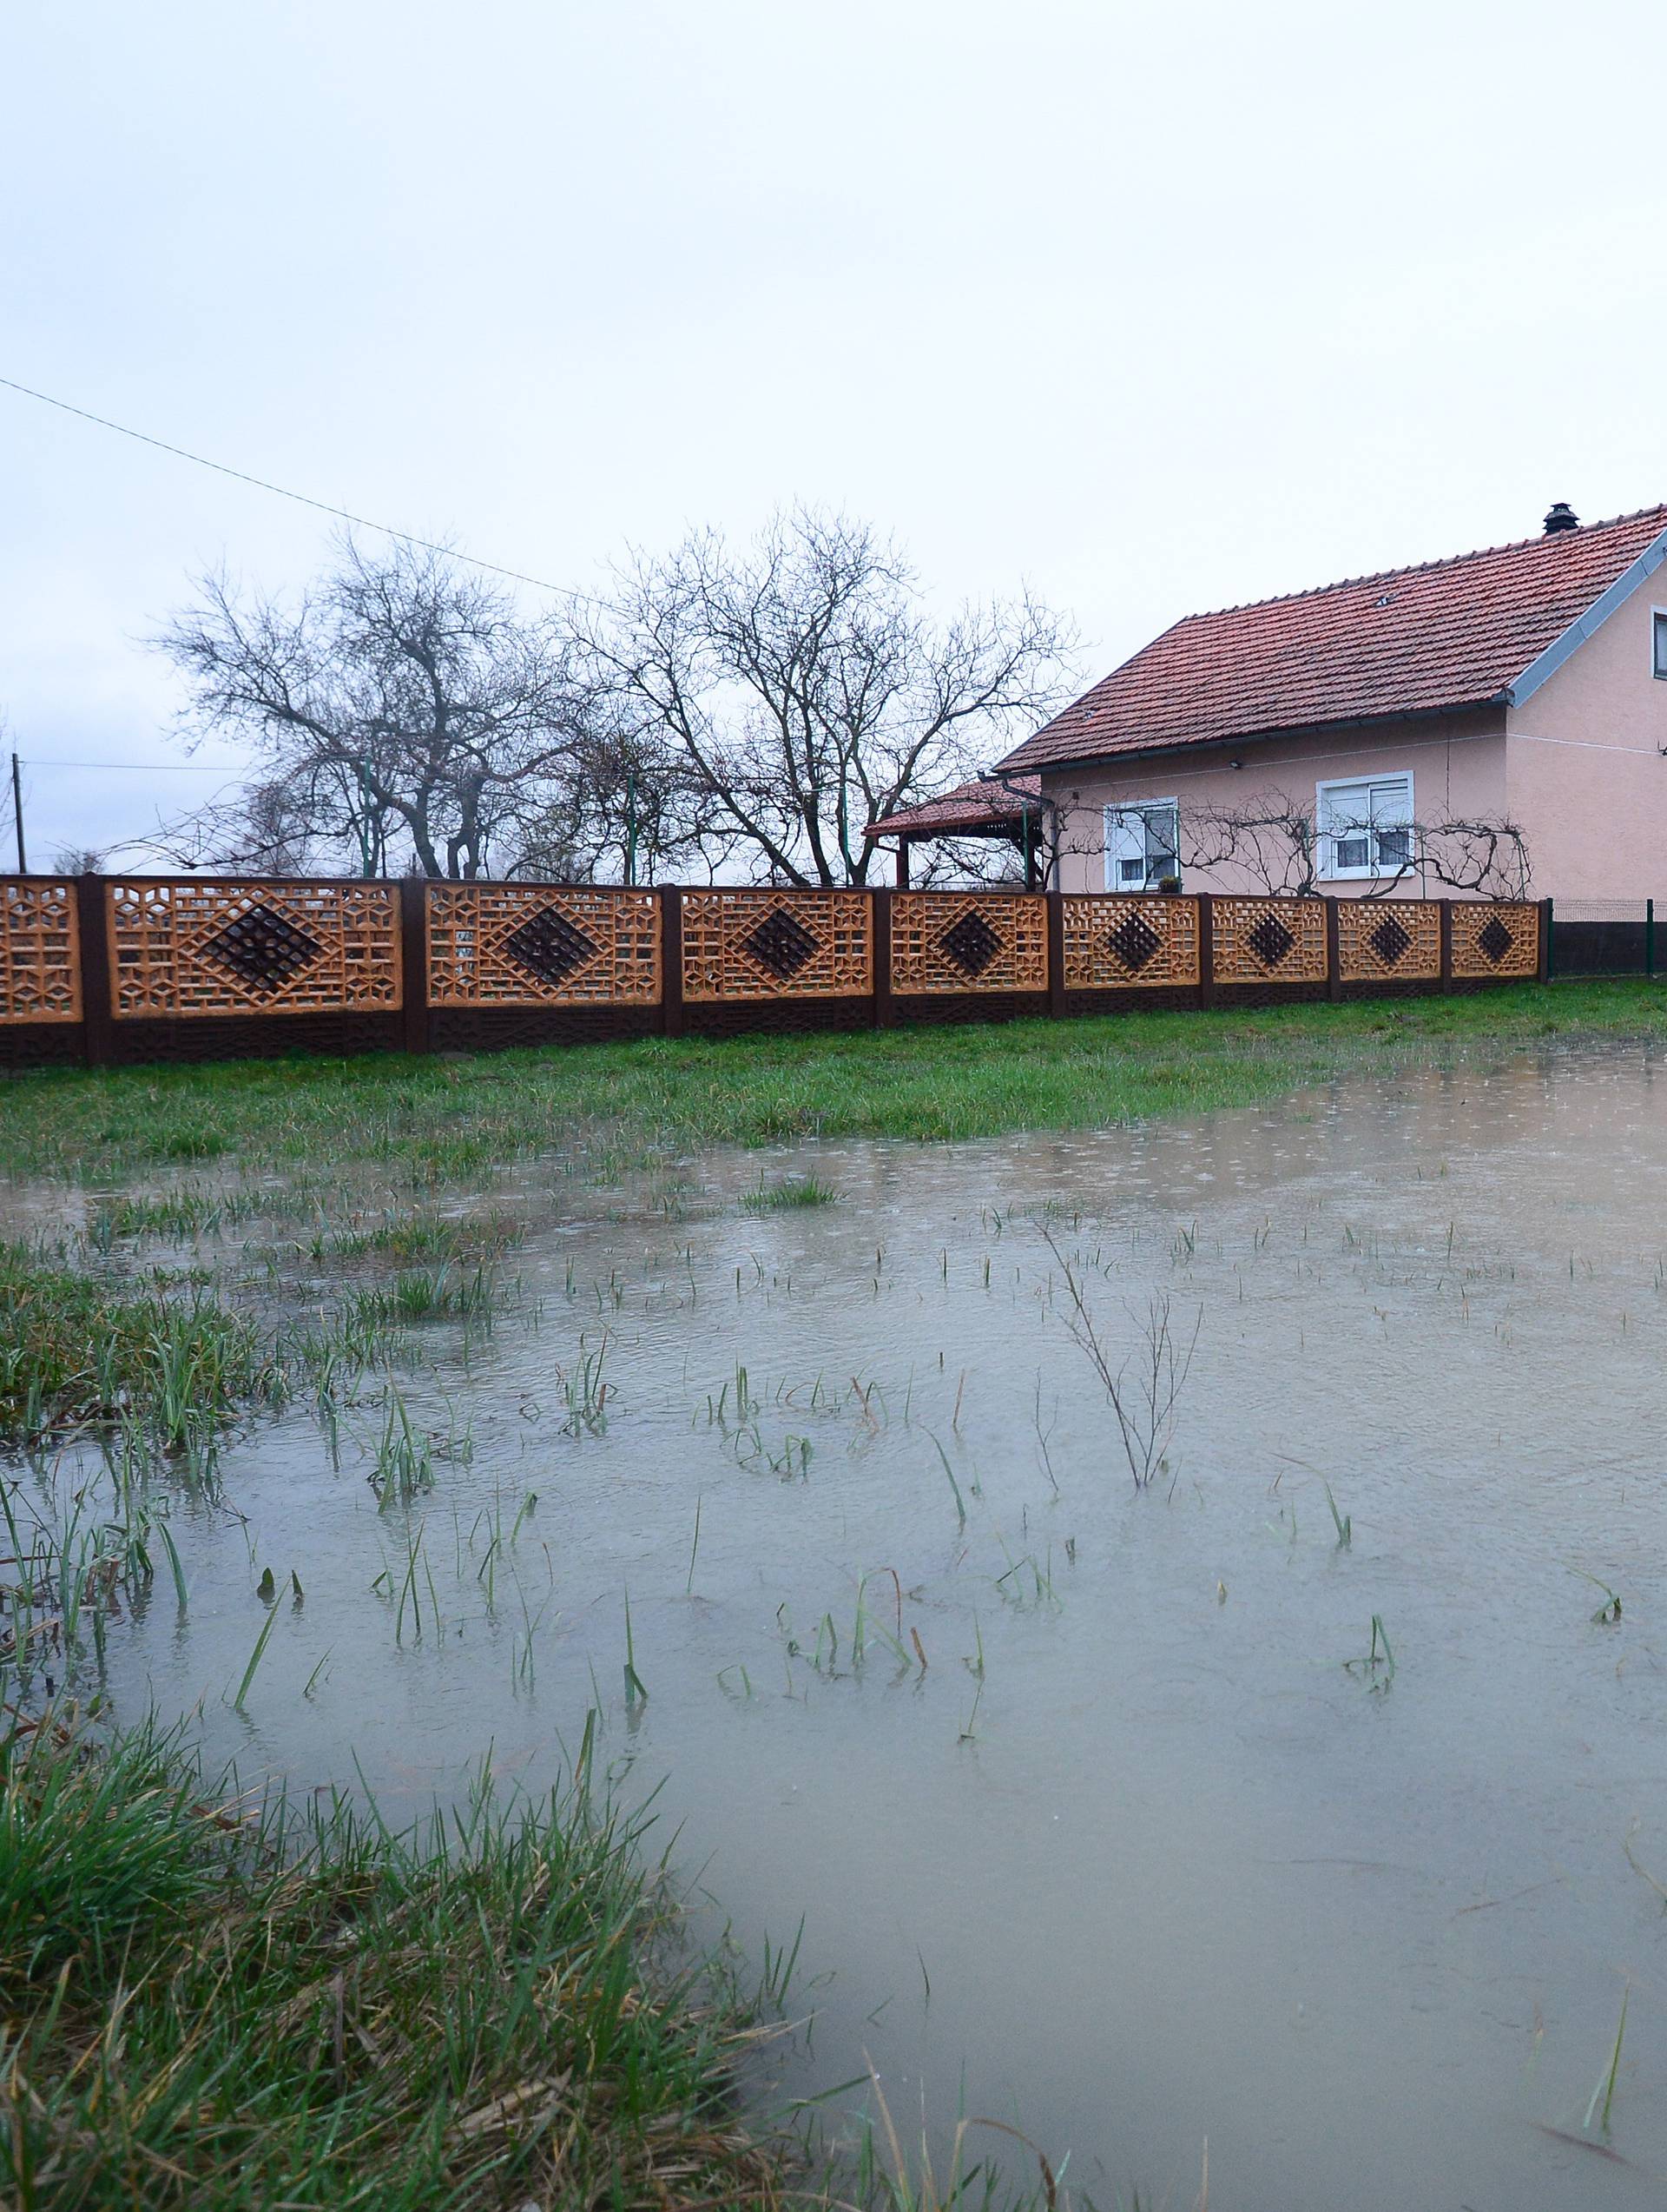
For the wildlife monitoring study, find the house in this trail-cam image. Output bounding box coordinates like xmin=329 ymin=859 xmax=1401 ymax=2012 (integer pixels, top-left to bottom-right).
xmin=873 ymin=504 xmax=1667 ymax=901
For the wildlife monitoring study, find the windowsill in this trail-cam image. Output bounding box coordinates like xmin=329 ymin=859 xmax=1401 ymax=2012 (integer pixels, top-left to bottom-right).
xmin=1318 ymin=870 xmax=1411 ymax=884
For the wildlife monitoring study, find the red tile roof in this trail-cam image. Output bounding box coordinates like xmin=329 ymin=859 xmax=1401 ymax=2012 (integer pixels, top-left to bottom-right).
xmin=866 ymin=774 xmax=1040 ymax=839
xmin=1000 ymin=505 xmax=1667 ymax=776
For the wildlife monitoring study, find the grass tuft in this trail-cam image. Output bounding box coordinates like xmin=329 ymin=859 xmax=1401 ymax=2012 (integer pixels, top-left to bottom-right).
xmin=740 ymin=1176 xmax=841 ymax=1214
xmin=0 ymin=1711 xmax=791 ymax=2210
xmin=0 ymin=1245 xmax=279 ymax=1445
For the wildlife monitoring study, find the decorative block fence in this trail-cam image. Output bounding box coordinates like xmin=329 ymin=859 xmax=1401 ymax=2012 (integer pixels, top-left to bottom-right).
xmin=0 ymin=875 xmax=1551 ymax=1070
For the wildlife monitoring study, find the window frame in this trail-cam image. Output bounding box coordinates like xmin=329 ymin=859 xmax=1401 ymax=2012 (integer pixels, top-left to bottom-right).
xmin=1102 ymin=798 xmax=1180 ymax=892
xmin=1314 ymin=771 xmax=1415 ymax=883
xmin=1651 ymin=606 xmax=1667 ymax=680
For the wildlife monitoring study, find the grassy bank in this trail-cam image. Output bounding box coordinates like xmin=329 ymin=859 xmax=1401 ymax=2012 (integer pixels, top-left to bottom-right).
xmin=1 ymin=980 xmax=1662 ymax=1188
xmin=0 ymin=1713 xmax=789 ymax=2211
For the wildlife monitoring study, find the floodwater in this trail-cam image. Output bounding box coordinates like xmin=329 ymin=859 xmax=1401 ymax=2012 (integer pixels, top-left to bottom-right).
xmin=13 ymin=1040 xmax=1667 ymax=2210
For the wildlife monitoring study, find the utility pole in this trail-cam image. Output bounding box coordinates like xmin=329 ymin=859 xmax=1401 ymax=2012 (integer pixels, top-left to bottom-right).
xmin=9 ymin=752 xmax=24 ymax=874
xmin=624 ymin=771 xmax=638 ymax=887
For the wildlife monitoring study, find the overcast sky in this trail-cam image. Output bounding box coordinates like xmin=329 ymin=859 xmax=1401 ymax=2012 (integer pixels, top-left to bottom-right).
xmin=4 ymin=0 xmax=1665 ymax=865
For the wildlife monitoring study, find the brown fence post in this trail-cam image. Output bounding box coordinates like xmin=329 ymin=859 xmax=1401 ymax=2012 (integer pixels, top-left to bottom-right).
xmin=399 ymin=878 xmax=430 ymax=1055
xmin=76 ymin=872 xmax=114 ymax=1067
xmin=1325 ymin=897 xmax=1342 ymax=1002
xmin=1439 ymin=900 xmax=1453 ymax=992
xmin=1045 ymin=891 xmax=1066 ymax=1020
xmin=871 ymin=888 xmax=894 ymax=1027
xmin=1196 ymin=893 xmax=1216 ymax=1009
xmin=1537 ymin=896 xmax=1553 ymax=985
xmin=660 ymin=887 xmax=685 ymax=1037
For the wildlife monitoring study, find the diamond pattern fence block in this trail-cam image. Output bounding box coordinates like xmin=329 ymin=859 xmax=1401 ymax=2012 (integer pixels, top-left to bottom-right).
xmin=1335 ymin=900 xmax=1440 ymax=982
xmin=426 ymin=886 xmax=660 ymax=1006
xmin=0 ymin=878 xmax=81 ymax=1023
xmin=1450 ymin=901 xmax=1539 ymax=979
xmin=1210 ymin=897 xmax=1328 ymax=984
xmin=203 ymin=904 xmax=323 ymax=994
xmin=889 ymin=892 xmax=1048 ymax=994
xmin=681 ymin=889 xmax=871 ymax=1001
xmin=1062 ymin=895 xmax=1201 ymax=989
xmin=109 ymin=881 xmax=402 ymax=1017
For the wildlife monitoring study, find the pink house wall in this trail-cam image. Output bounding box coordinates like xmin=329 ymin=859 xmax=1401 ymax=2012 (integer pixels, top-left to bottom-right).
xmin=1044 ymin=713 xmax=1507 ymax=899
xmin=1504 ymin=584 xmax=1667 ymax=901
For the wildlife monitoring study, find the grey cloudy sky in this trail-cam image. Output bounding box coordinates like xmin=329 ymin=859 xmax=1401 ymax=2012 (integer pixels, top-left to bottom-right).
xmin=4 ymin=0 xmax=1664 ymax=863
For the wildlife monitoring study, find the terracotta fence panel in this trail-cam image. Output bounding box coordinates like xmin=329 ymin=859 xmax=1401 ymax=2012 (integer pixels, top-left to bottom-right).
xmin=426 ymin=884 xmax=661 ymax=1006
xmin=1449 ymin=900 xmax=1539 ymax=980
xmin=108 ymin=879 xmax=403 ymax=1018
xmin=1062 ymin=894 xmax=1200 ymax=989
xmin=0 ymin=878 xmax=80 ymax=1023
xmin=890 ymin=891 xmax=1048 ymax=994
xmin=681 ymin=888 xmax=872 ymax=1001
xmin=1209 ymin=895 xmax=1329 ymax=986
xmin=1336 ymin=900 xmax=1441 ymax=984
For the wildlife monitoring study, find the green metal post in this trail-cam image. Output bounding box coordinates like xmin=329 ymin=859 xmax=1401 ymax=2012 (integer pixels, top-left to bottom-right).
xmin=358 ymin=762 xmax=377 ymax=878
xmin=1647 ymin=898 xmax=1656 ymax=980
xmin=1544 ymin=896 xmax=1554 ymax=983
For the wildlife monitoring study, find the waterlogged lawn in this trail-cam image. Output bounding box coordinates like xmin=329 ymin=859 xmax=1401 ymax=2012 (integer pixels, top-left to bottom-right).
xmin=8 ymin=1009 xmax=1667 ymax=2209
xmin=1 ymin=978 xmax=1662 ymax=1185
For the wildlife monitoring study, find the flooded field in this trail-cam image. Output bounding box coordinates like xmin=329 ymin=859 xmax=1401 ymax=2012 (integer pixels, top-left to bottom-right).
xmin=9 ymin=1039 xmax=1667 ymax=2209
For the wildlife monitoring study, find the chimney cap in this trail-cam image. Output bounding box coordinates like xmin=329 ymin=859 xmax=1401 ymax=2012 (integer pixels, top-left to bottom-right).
xmin=1543 ymin=501 xmax=1579 ymax=535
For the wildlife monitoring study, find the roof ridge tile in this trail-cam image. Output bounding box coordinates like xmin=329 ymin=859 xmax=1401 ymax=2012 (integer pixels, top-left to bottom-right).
xmin=1175 ymin=504 xmax=1667 ymax=624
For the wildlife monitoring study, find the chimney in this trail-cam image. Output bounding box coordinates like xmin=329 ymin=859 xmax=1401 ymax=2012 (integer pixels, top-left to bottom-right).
xmin=1543 ymin=501 xmax=1579 ymax=535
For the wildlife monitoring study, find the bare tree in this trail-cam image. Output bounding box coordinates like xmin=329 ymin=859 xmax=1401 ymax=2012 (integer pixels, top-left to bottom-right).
xmin=577 ymin=506 xmax=1077 ymax=886
xmin=155 ymin=534 xmax=613 ymax=879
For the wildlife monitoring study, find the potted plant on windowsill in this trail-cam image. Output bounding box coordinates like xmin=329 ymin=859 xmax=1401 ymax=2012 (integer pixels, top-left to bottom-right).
xmin=1156 ymin=874 xmax=1182 ymax=895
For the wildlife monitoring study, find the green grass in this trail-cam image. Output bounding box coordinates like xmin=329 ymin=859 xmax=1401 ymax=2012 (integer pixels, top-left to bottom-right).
xmin=0 ymin=1712 xmax=789 ymax=2210
xmin=0 ymin=981 xmax=1660 ymax=1189
xmin=0 ymin=1245 xmax=280 ymax=1444
xmin=740 ymin=1175 xmax=842 ymax=1213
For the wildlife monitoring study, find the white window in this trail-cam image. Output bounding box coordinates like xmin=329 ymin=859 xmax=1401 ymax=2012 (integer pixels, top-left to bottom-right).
xmin=1104 ymin=800 xmax=1180 ymax=889
xmin=1316 ymin=773 xmax=1414 ymax=881
xmin=1652 ymin=608 xmax=1667 ymax=679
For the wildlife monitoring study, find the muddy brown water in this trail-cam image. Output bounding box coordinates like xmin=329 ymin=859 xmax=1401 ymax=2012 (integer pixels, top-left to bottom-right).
xmin=13 ymin=1041 xmax=1667 ymax=2210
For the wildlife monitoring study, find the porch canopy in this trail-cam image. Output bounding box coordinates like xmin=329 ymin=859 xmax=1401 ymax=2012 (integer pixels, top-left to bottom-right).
xmin=864 ymin=775 xmax=1043 ymax=887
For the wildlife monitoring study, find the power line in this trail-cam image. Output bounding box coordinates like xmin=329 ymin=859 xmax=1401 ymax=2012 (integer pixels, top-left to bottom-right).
xmin=22 ymin=757 xmax=250 ymax=772
xmin=0 ymin=373 xmax=572 ymax=598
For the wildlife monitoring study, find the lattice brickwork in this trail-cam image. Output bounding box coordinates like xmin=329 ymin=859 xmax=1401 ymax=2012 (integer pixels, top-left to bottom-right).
xmin=1336 ymin=901 xmax=1440 ymax=983
xmin=890 ymin=892 xmax=1048 ymax=994
xmin=1063 ymin=894 xmax=1199 ymax=989
xmin=109 ymin=880 xmax=402 ymax=1018
xmin=1450 ymin=901 xmax=1539 ymax=979
xmin=1209 ymin=896 xmax=1328 ymax=984
xmin=682 ymin=889 xmax=872 ymax=1000
xmin=426 ymin=885 xmax=660 ymax=1006
xmin=0 ymin=879 xmax=80 ymax=1023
